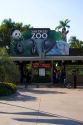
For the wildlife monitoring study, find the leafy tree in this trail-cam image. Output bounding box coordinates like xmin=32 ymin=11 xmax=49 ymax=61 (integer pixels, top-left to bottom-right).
xmin=69 ymin=36 xmax=83 ymax=48
xmin=15 ymin=22 xmax=23 ymax=30
xmin=0 ymin=18 xmax=15 ymax=47
xmin=0 ymin=48 xmax=20 ymax=83
xmin=22 ymin=24 xmax=32 ymax=32
xmin=0 ymin=18 xmax=32 ymax=48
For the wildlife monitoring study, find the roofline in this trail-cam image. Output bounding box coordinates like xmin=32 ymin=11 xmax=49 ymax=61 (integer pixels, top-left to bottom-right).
xmin=10 ymin=56 xmax=83 ymax=61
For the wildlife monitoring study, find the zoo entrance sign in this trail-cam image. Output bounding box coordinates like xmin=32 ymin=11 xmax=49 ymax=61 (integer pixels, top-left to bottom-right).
xmin=31 ymin=28 xmax=50 ymax=39
xmin=10 ymin=28 xmax=69 ymax=57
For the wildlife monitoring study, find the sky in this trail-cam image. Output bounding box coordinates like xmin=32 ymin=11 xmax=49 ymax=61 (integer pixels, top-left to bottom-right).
xmin=0 ymin=0 xmax=83 ymax=41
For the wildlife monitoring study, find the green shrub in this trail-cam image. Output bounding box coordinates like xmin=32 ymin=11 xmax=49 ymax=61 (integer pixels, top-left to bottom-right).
xmin=0 ymin=48 xmax=20 ymax=83
xmin=0 ymin=82 xmax=16 ymax=96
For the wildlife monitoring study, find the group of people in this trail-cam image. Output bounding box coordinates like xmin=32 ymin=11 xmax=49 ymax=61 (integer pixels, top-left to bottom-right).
xmin=23 ymin=68 xmax=77 ymax=88
xmin=53 ymin=69 xmax=77 ymax=88
xmin=53 ymin=69 xmax=66 ymax=84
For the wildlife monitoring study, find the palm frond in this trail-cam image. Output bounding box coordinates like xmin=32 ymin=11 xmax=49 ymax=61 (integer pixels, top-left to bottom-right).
xmin=66 ymin=25 xmax=70 ymax=28
xmin=55 ymin=25 xmax=62 ymax=30
xmin=65 ymin=19 xmax=70 ymax=24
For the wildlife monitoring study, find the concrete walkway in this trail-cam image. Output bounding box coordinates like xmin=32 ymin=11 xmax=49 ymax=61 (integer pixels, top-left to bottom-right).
xmin=0 ymin=86 xmax=83 ymax=125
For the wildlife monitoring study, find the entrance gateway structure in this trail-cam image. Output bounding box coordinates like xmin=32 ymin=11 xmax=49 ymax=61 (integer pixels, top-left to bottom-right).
xmin=10 ymin=28 xmax=83 ymax=86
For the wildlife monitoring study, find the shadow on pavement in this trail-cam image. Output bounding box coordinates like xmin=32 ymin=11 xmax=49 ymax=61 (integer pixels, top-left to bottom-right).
xmin=28 ymin=89 xmax=66 ymax=94
xmin=0 ymin=91 xmax=36 ymax=101
xmin=0 ymin=110 xmax=83 ymax=125
xmin=0 ymin=111 xmax=56 ymax=117
xmin=13 ymin=118 xmax=83 ymax=125
xmin=0 ymin=88 xmax=65 ymax=102
xmin=0 ymin=103 xmax=83 ymax=125
xmin=18 ymin=87 xmax=66 ymax=94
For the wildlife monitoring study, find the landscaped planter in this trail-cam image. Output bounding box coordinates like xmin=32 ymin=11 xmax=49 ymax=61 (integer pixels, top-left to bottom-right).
xmin=0 ymin=82 xmax=16 ymax=96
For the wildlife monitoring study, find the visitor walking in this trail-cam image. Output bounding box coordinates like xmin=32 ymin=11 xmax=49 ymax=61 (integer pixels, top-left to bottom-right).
xmin=73 ymin=70 xmax=77 ymax=88
xmin=24 ymin=70 xmax=32 ymax=88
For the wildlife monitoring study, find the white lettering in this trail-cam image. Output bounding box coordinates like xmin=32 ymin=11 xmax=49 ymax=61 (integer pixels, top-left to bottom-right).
xmin=42 ymin=33 xmax=48 ymax=38
xmin=36 ymin=33 xmax=41 ymax=39
xmin=31 ymin=33 xmax=35 ymax=39
xmin=31 ymin=32 xmax=48 ymax=39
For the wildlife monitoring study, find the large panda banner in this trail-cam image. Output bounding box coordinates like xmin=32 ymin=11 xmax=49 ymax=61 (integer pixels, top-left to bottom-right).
xmin=10 ymin=28 xmax=69 ymax=57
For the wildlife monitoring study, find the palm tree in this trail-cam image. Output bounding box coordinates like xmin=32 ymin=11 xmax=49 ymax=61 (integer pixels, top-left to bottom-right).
xmin=69 ymin=36 xmax=82 ymax=48
xmin=55 ymin=19 xmax=70 ymax=41
xmin=55 ymin=19 xmax=70 ymax=30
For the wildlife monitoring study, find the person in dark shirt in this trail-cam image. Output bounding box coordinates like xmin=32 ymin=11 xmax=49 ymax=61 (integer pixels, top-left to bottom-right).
xmin=72 ymin=70 xmax=77 ymax=88
xmin=24 ymin=70 xmax=32 ymax=88
xmin=53 ymin=70 xmax=57 ymax=84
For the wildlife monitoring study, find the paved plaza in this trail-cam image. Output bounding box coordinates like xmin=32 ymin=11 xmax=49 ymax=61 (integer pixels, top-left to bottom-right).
xmin=0 ymin=86 xmax=83 ymax=125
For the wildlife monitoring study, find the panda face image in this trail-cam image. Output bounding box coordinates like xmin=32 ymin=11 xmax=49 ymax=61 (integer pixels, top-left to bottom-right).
xmin=12 ymin=30 xmax=22 ymax=40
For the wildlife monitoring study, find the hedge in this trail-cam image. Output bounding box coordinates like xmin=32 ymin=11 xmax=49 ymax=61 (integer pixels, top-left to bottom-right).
xmin=0 ymin=82 xmax=16 ymax=96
